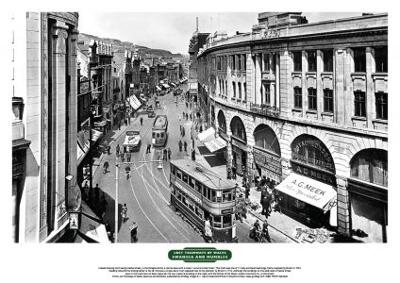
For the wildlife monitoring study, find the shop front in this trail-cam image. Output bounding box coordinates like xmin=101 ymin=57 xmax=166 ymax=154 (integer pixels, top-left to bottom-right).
xmin=253 ymin=124 xmax=282 ymax=183
xmin=230 ymin=116 xmax=248 ymax=177
xmin=348 ymin=148 xmax=387 ymax=242
xmin=277 ymin=134 xmax=337 ymax=228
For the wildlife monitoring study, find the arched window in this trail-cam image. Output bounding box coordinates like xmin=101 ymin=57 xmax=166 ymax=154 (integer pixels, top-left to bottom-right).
xmin=230 ymin=116 xmax=246 ymax=142
xmin=350 ymin=149 xmax=388 ymax=187
xmin=291 ymin=134 xmax=335 ymax=173
xmin=217 ymin=110 xmax=226 ymax=134
xmin=253 ymin=124 xmax=281 ymax=156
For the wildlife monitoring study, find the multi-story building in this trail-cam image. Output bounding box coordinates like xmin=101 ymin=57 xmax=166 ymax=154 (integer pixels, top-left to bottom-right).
xmin=188 ymin=29 xmax=210 ymax=123
xmin=88 ymin=40 xmax=114 ymax=132
xmin=12 ymin=12 xmax=80 ymax=242
xmin=196 ymin=12 xmax=388 ymax=242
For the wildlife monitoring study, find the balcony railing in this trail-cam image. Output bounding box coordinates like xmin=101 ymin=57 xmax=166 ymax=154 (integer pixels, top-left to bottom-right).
xmin=250 ymin=102 xmax=280 ymax=117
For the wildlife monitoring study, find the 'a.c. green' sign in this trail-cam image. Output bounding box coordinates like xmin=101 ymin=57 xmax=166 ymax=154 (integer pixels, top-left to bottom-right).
xmin=168 ymin=247 xmax=232 ymax=263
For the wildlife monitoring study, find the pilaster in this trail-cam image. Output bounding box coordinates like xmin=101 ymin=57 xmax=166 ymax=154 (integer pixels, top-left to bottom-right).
xmin=317 ymin=50 xmax=323 ymax=117
xmin=366 ymin=47 xmax=375 ymax=128
xmin=51 ymin=20 xmax=69 ymax=230
xmin=336 ymin=176 xmax=351 ymax=236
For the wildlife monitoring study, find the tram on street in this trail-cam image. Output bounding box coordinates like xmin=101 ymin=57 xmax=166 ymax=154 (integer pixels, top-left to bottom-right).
xmin=152 ymin=114 xmax=168 ymax=147
xmin=169 ymin=159 xmax=238 ymax=242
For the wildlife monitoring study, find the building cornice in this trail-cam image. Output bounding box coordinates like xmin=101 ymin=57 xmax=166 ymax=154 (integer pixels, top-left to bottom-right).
xmin=198 ymin=26 xmax=387 ymax=58
xmin=210 ymin=96 xmax=387 ymax=141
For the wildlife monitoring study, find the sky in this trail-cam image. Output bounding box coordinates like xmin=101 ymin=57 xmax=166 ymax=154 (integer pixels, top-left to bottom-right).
xmin=79 ymin=12 xmax=363 ymax=54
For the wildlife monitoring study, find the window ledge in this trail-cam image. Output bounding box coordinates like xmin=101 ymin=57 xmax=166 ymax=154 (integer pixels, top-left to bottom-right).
xmin=321 ymin=112 xmax=334 ymax=116
xmin=352 ymin=116 xmax=367 ymax=121
xmin=372 ymin=118 xmax=388 ymax=124
xmin=306 ymin=110 xmax=317 ymax=114
xmin=292 ymin=108 xmax=302 ymax=112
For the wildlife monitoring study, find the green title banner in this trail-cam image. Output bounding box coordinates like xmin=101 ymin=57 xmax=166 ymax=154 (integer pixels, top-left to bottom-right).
xmin=168 ymin=247 xmax=232 ymax=263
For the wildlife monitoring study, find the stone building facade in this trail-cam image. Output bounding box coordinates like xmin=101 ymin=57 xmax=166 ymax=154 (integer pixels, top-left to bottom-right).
xmin=12 ymin=12 xmax=80 ymax=242
xmin=197 ymin=12 xmax=388 ymax=242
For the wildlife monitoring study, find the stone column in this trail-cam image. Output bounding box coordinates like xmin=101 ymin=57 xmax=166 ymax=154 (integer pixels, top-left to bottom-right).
xmin=247 ymin=145 xmax=255 ymax=185
xmin=336 ymin=176 xmax=351 ymax=236
xmin=280 ymin=157 xmax=291 ymax=180
xmin=52 ymin=21 xmax=69 ymax=230
xmin=366 ymin=47 xmax=375 ymax=128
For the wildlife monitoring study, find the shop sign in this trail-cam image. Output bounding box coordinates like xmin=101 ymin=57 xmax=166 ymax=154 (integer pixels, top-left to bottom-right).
xmin=291 ymin=137 xmax=335 ymax=173
xmin=263 ymin=29 xmax=280 ymax=39
xmin=291 ymin=161 xmax=336 ymax=186
xmin=221 ymin=208 xmax=233 ymax=214
xmin=174 ymin=181 xmax=202 ymax=205
xmin=253 ymin=147 xmax=281 ymax=175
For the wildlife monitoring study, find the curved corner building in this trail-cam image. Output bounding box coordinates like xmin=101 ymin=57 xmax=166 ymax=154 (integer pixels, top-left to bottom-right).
xmin=194 ymin=12 xmax=388 ymax=242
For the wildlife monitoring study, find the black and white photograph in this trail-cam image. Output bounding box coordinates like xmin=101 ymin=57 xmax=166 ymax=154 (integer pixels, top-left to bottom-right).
xmin=3 ymin=0 xmax=398 ymax=282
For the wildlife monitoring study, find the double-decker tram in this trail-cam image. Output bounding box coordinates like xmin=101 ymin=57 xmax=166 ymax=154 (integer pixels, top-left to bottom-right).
xmin=152 ymin=115 xmax=168 ymax=147
xmin=170 ymin=159 xmax=238 ymax=242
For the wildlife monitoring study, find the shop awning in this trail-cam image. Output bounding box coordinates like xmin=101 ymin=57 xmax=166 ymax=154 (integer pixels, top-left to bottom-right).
xmin=94 ymin=120 xmax=107 ymax=127
xmin=128 ymin=95 xmax=142 ymax=110
xmin=91 ymin=129 xmax=103 ymax=143
xmin=204 ymin=137 xmax=227 ymax=153
xmin=275 ymin=173 xmax=337 ymax=211
xmin=197 ymin=127 xmax=215 ymax=142
xmin=156 ymin=86 xmax=162 ymax=91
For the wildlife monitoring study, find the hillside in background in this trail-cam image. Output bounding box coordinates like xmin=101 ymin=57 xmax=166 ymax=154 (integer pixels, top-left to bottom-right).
xmin=79 ymin=33 xmax=187 ymax=62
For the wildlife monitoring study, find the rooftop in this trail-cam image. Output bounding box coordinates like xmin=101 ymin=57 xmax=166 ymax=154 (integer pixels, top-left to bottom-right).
xmin=197 ymin=12 xmax=388 ymax=58
xmin=170 ymin=159 xmax=237 ymax=190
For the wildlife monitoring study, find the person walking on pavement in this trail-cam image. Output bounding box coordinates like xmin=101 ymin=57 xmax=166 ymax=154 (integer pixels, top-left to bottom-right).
xmin=167 ymin=147 xmax=172 ymax=160
xmin=103 ymin=161 xmax=109 ymax=174
xmin=140 ymin=117 xmax=143 ymax=126
xmin=118 ymin=121 xmax=121 ymax=130
xmin=262 ymin=220 xmax=271 ymax=242
xmin=163 ymin=148 xmax=168 ymax=161
xmin=121 ymin=204 xmax=128 ymax=223
xmin=178 ymin=140 xmax=183 ymax=152
xmin=125 ymin=166 xmax=131 ymax=180
xmin=116 ymin=144 xmax=120 ymax=157
xmin=182 ymin=127 xmax=185 ymax=137
xmin=146 ymin=143 xmax=151 ymax=154
xmin=232 ymin=166 xmax=237 ymax=180
xmin=191 ymin=148 xmax=196 ymax=161
xmin=83 ymin=181 xmax=90 ymax=202
xmin=261 ymin=193 xmax=272 ymax=217
xmin=183 ymin=141 xmax=188 ymax=152
xmin=127 ymin=152 xmax=131 ymax=163
xmin=204 ymin=217 xmax=213 ymax=243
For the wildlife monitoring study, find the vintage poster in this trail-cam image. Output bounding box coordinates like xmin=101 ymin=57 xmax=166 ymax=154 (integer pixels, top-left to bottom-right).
xmin=1 ymin=0 xmax=398 ymax=282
